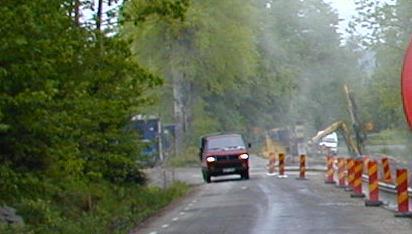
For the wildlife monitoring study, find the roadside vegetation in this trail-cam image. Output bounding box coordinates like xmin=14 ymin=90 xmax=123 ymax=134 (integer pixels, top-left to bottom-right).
xmin=0 ymin=0 xmax=189 ymax=233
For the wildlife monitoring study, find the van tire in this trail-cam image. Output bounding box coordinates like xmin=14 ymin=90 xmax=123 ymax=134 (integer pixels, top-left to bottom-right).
xmin=241 ymin=171 xmax=249 ymax=180
xmin=202 ymin=171 xmax=211 ymax=183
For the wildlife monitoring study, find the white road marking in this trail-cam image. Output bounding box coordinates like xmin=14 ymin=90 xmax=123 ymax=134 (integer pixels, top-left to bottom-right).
xmin=148 ymin=232 xmax=157 ymax=234
xmin=241 ymin=186 xmax=247 ymax=190
xmin=188 ymin=203 xmax=193 ymax=206
xmin=179 ymin=212 xmax=185 ymax=215
xmin=172 ymin=217 xmax=179 ymax=221
xmin=162 ymin=224 xmax=169 ymax=228
xmin=192 ymin=199 xmax=197 ymax=203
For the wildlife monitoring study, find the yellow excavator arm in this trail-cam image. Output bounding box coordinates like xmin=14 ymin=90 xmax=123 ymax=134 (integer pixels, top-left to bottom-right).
xmin=309 ymin=121 xmax=360 ymax=157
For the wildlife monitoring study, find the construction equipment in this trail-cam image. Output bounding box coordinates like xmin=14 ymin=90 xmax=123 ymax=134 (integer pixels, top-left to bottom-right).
xmin=309 ymin=121 xmax=360 ymax=157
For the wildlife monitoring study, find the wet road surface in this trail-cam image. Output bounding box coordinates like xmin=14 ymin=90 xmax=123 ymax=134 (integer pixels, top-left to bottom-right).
xmin=133 ymin=156 xmax=412 ymax=234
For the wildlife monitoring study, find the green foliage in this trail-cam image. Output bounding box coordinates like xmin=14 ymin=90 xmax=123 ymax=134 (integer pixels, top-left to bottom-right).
xmin=0 ymin=181 xmax=189 ymax=233
xmin=123 ymin=0 xmax=366 ymax=150
xmin=168 ymin=145 xmax=199 ymax=167
xmin=0 ymin=0 xmax=193 ymax=232
xmin=349 ymin=0 xmax=411 ymax=130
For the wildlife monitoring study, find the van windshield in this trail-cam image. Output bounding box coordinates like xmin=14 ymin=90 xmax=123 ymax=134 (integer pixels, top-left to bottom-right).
xmin=207 ymin=135 xmax=245 ymax=150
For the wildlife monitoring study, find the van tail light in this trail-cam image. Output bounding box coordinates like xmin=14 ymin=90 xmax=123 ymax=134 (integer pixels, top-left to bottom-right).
xmin=239 ymin=154 xmax=249 ymax=160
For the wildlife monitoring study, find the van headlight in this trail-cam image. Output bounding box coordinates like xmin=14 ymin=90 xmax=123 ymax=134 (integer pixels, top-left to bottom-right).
xmin=239 ymin=154 xmax=249 ymax=160
xmin=206 ymin=157 xmax=216 ymax=162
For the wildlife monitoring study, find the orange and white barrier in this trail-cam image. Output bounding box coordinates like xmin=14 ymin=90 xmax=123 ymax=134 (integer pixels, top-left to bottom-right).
xmin=296 ymin=154 xmax=307 ymax=180
xmin=365 ymin=160 xmax=383 ymax=206
xmin=350 ymin=159 xmax=365 ymax=198
xmin=278 ymin=153 xmax=287 ymax=178
xmin=324 ymin=155 xmax=335 ymax=184
xmin=382 ymin=157 xmax=393 ymax=184
xmin=395 ymin=169 xmax=412 ymax=217
xmin=336 ymin=157 xmax=346 ymax=188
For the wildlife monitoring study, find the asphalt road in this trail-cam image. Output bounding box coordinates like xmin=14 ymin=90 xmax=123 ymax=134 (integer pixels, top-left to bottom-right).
xmin=133 ymin=156 xmax=412 ymax=234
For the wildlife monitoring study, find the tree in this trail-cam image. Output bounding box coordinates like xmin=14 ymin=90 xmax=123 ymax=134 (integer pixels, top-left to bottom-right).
xmin=349 ymin=0 xmax=411 ymax=130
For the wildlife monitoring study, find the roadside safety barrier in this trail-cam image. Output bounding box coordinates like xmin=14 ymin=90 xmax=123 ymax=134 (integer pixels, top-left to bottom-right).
xmin=365 ymin=160 xmax=383 ymax=206
xmin=278 ymin=153 xmax=287 ymax=178
xmin=336 ymin=157 xmax=346 ymax=188
xmin=363 ymin=156 xmax=370 ymax=174
xmin=351 ymin=159 xmax=365 ymax=198
xmin=382 ymin=157 xmax=393 ymax=184
xmin=325 ymin=155 xmax=335 ymax=184
xmin=395 ymin=168 xmax=412 ymax=217
xmin=345 ymin=158 xmax=354 ymax=192
xmin=296 ymin=154 xmax=307 ymax=180
xmin=267 ymin=152 xmax=276 ymax=175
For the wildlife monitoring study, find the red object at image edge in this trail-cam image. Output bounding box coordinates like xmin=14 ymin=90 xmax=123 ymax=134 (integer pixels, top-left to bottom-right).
xmin=402 ymin=38 xmax=412 ymax=129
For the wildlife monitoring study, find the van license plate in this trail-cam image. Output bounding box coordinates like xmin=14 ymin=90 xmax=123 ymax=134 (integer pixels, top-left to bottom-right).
xmin=223 ymin=168 xmax=235 ymax=173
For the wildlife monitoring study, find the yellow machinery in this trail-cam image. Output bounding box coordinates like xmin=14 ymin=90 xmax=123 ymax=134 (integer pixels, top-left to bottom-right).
xmin=309 ymin=121 xmax=360 ymax=157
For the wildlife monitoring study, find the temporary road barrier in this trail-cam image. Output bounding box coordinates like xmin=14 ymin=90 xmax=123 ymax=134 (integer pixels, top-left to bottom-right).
xmin=365 ymin=160 xmax=383 ymax=206
xmin=325 ymin=155 xmax=335 ymax=184
xmin=278 ymin=153 xmax=287 ymax=178
xmin=382 ymin=157 xmax=393 ymax=184
xmin=296 ymin=154 xmax=307 ymax=180
xmin=336 ymin=157 xmax=346 ymax=188
xmin=345 ymin=158 xmax=354 ymax=192
xmin=351 ymin=159 xmax=365 ymax=198
xmin=363 ymin=156 xmax=370 ymax=174
xmin=267 ymin=152 xmax=277 ymax=176
xmin=395 ymin=168 xmax=412 ymax=217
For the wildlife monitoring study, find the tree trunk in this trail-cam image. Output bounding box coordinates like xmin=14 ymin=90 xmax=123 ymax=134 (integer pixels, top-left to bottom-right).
xmin=74 ymin=0 xmax=80 ymax=26
xmin=171 ymin=66 xmax=185 ymax=156
xmin=96 ymin=0 xmax=103 ymax=31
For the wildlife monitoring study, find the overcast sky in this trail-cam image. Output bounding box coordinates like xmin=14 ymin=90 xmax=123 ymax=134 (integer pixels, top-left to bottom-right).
xmin=324 ymin=0 xmax=357 ymax=35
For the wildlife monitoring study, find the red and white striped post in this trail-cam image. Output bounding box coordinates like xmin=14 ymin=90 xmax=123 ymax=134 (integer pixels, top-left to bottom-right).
xmin=395 ymin=169 xmax=412 ymax=217
xmin=345 ymin=158 xmax=354 ymax=191
xmin=336 ymin=157 xmax=346 ymax=188
xmin=325 ymin=155 xmax=335 ymax=184
xmin=350 ymin=159 xmax=365 ymax=198
xmin=381 ymin=157 xmax=393 ymax=184
xmin=278 ymin=153 xmax=287 ymax=178
xmin=296 ymin=154 xmax=307 ymax=180
xmin=365 ymin=160 xmax=383 ymax=206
